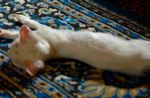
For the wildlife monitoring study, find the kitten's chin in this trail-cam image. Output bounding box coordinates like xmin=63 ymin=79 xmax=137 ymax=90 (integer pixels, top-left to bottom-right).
xmin=25 ymin=68 xmax=39 ymax=77
xmin=25 ymin=60 xmax=45 ymax=77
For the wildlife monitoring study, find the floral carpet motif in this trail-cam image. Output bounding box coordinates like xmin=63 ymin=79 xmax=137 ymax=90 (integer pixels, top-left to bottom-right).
xmin=0 ymin=0 xmax=150 ymax=98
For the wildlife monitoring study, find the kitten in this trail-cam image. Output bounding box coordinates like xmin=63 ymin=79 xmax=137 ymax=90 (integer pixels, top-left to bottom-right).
xmin=0 ymin=15 xmax=150 ymax=76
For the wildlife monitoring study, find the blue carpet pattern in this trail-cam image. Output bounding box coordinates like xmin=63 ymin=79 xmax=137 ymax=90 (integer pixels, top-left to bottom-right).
xmin=0 ymin=0 xmax=150 ymax=98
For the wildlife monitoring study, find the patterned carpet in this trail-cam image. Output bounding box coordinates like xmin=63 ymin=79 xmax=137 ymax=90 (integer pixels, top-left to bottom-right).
xmin=107 ymin=0 xmax=150 ymax=20
xmin=0 ymin=0 xmax=150 ymax=98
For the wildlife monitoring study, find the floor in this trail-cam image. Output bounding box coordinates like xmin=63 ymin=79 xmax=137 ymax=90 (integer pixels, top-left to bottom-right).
xmin=0 ymin=0 xmax=150 ymax=97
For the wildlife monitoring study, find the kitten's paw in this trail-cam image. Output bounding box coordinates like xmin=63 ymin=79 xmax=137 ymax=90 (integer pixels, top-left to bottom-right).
xmin=0 ymin=29 xmax=11 ymax=38
xmin=15 ymin=15 xmax=31 ymax=23
xmin=15 ymin=15 xmax=40 ymax=29
xmin=0 ymin=29 xmax=18 ymax=39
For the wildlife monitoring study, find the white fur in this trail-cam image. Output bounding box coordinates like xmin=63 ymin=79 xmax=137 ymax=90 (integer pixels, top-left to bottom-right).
xmin=45 ymin=31 xmax=150 ymax=75
xmin=0 ymin=15 xmax=150 ymax=76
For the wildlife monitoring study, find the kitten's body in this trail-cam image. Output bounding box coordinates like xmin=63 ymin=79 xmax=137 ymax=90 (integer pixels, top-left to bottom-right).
xmin=0 ymin=15 xmax=150 ymax=76
xmin=34 ymin=29 xmax=150 ymax=75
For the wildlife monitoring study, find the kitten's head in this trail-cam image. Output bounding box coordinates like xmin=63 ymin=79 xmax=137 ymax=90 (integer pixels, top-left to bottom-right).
xmin=8 ymin=25 xmax=50 ymax=76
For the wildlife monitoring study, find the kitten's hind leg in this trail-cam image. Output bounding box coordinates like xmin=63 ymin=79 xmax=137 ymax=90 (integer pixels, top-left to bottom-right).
xmin=0 ymin=29 xmax=18 ymax=39
xmin=15 ymin=15 xmax=47 ymax=30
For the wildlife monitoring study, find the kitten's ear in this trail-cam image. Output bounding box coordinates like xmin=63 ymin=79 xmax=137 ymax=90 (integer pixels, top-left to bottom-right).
xmin=20 ymin=25 xmax=32 ymax=42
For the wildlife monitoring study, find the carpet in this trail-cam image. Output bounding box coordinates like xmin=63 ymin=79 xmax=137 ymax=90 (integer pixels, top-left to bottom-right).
xmin=107 ymin=0 xmax=150 ymax=20
xmin=92 ymin=0 xmax=150 ymax=29
xmin=0 ymin=0 xmax=150 ymax=98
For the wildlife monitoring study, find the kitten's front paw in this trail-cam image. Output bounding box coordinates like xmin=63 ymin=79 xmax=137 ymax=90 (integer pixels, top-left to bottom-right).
xmin=15 ymin=15 xmax=31 ymax=23
xmin=0 ymin=29 xmax=11 ymax=38
xmin=0 ymin=29 xmax=18 ymax=39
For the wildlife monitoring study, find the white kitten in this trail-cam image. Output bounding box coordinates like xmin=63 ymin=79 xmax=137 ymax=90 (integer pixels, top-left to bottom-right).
xmin=0 ymin=15 xmax=150 ymax=76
